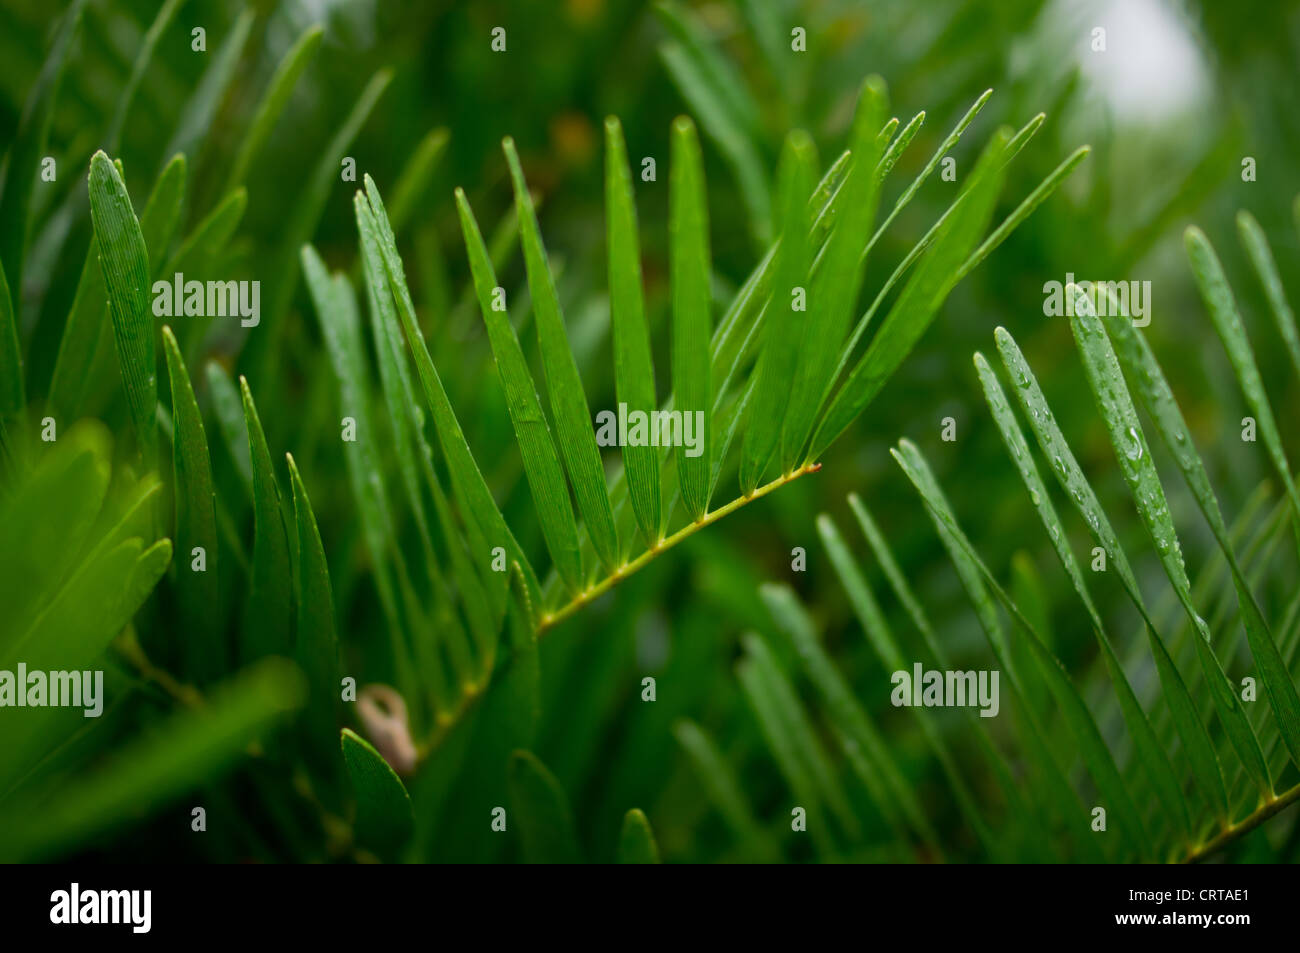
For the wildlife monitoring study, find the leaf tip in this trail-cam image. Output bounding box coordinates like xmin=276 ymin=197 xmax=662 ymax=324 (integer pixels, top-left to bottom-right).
xmin=1184 ymin=224 xmax=1208 ymax=249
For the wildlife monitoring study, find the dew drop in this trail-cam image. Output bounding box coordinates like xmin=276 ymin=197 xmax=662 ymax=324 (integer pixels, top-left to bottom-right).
xmin=1125 ymin=426 xmax=1143 ymax=460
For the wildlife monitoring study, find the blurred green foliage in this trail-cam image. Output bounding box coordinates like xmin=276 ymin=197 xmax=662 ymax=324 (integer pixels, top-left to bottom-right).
xmin=2 ymin=0 xmax=1300 ymax=862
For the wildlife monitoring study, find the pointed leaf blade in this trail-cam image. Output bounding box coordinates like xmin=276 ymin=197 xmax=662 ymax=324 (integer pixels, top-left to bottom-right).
xmin=993 ymin=326 xmax=1230 ymax=823
xmin=341 ymin=727 xmax=414 ymax=854
xmin=604 ymin=118 xmax=662 ymax=548
xmin=617 ymin=808 xmax=661 ymax=864
xmin=239 ymin=376 xmax=293 ymax=663
xmin=501 ymin=139 xmax=620 ymax=574
xmin=88 ymin=151 xmax=157 ymax=465
xmin=507 ymin=749 xmax=581 ymax=864
xmin=669 ymin=116 xmax=714 ymax=519
xmin=1065 ymin=285 xmax=1271 ymax=799
xmin=457 ymin=190 xmax=584 ymax=593
xmin=809 ymin=126 xmax=1010 ymax=461
xmin=739 ymin=131 xmax=816 ymax=492
xmin=162 ymin=326 xmax=222 ymax=683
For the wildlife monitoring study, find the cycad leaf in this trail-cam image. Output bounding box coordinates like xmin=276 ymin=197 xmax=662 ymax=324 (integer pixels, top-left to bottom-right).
xmin=87 ymin=151 xmax=156 ymax=466
xmin=993 ymin=327 xmax=1229 ymax=823
xmin=0 ymin=0 xmax=83 ymax=299
xmin=808 ymin=126 xmax=1010 ymax=461
xmin=1236 ymin=211 xmax=1300 ymax=381
xmin=782 ymin=77 xmax=887 ymax=468
xmin=1065 ymin=285 xmax=1271 ymax=800
xmin=0 ymin=658 xmax=304 ymax=862
xmin=877 ymin=111 xmax=924 ymax=182
xmin=1187 ymin=227 xmax=1300 ymax=547
xmin=653 ymin=1 xmax=760 ymax=151
xmin=0 ymin=422 xmax=108 ymax=650
xmin=447 ymin=202 xmax=525 ymax=337
xmin=427 ymin=459 xmax=498 ymax=680
xmin=892 ymin=439 xmax=1155 ymax=859
xmin=1097 ymin=294 xmax=1300 ymax=775
xmin=735 ymin=634 xmax=844 ymax=859
xmin=160 ymin=9 xmax=254 ymax=172
xmin=708 ymin=149 xmax=848 ymax=414
xmin=50 ymin=151 xmax=185 ymax=420
xmin=816 ymin=513 xmax=999 ymax=855
xmin=739 ymin=131 xmax=816 ymax=492
xmin=302 ymin=245 xmax=401 ymax=631
xmin=670 ymin=116 xmax=713 ymax=520
xmin=507 ymin=749 xmax=581 ymax=863
xmin=956 ymin=145 xmax=1090 ymax=284
xmin=164 ymin=187 xmax=246 ymax=278
xmin=737 ymin=0 xmax=785 ymax=78
xmin=974 ymin=351 xmax=1192 ymax=843
xmin=9 ymin=538 xmax=171 ymax=676
xmin=655 ymin=0 xmax=770 ymax=245
xmin=500 ymin=135 xmax=611 ymax=543
xmin=162 ymin=326 xmax=221 ymax=683
xmin=46 ymin=230 xmax=111 ymax=422
xmin=105 ymin=0 xmax=186 ymax=151
xmin=386 ymin=128 xmax=449 ymax=236
xmin=456 ymin=188 xmax=584 ymax=593
xmin=360 ymin=175 xmax=541 ymax=614
xmin=225 ymin=25 xmax=324 ymax=192
xmin=504 ymin=563 xmax=542 ymax=737
xmin=287 ymin=453 xmax=340 ymax=768
xmin=673 ymin=719 xmax=778 ymax=861
xmin=138 ymin=151 xmax=186 ymax=276
xmin=251 ymin=68 xmax=391 ymax=376
xmin=831 ymin=126 xmax=1083 ymax=405
xmin=843 ymin=495 xmax=1045 ymax=854
xmin=867 ymin=89 xmax=993 ymax=262
xmin=881 ymin=449 xmax=1099 ymax=858
xmin=847 ymin=495 xmax=937 ymax=653
xmin=354 ymin=225 xmax=477 ymax=687
xmin=760 ymin=582 xmax=939 ymax=851
xmin=239 ymin=376 xmax=293 ymax=662
xmin=341 ymin=728 xmax=413 ymax=854
xmin=617 ymin=808 xmax=661 ymax=864
xmin=817 ymin=515 xmax=902 ymax=671
xmin=21 ymin=0 xmax=168 ymax=382
xmin=604 ymin=118 xmax=663 ymax=548
xmin=163 ymin=182 xmax=246 ymax=362
xmin=204 ymin=361 xmax=253 ymax=497
xmin=746 ymin=633 xmax=862 ymax=838
xmin=3 ymin=504 xmax=165 ymax=787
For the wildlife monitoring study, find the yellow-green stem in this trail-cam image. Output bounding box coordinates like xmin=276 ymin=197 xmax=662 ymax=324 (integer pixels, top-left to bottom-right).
xmin=1182 ymin=781 xmax=1300 ymax=863
xmin=539 ymin=462 xmax=822 ymax=633
xmin=415 ymin=462 xmax=823 ymax=761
